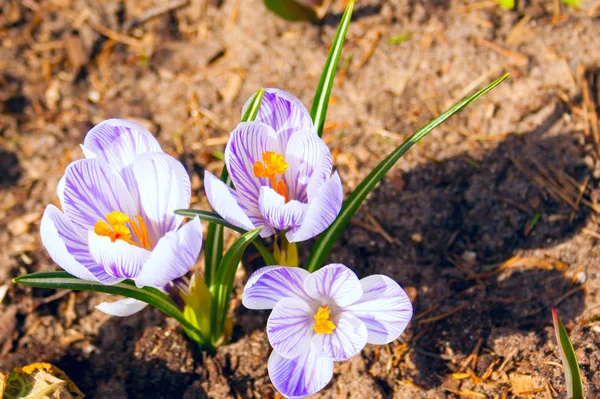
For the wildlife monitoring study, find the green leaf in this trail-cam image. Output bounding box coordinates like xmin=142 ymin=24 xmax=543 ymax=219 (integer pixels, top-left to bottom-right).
xmin=552 ymin=308 xmax=584 ymax=399
xmin=310 ymin=0 xmax=354 ymax=137
xmin=388 ymin=33 xmax=411 ymax=45
xmin=176 ymin=209 xmax=277 ymax=266
xmin=13 ymin=272 xmax=208 ymax=345
xmin=204 ymin=88 xmax=265 ymax=285
xmin=264 ymin=0 xmax=315 ymax=22
xmin=562 ymin=0 xmax=580 ymax=5
xmin=306 ymin=73 xmax=509 ymax=272
xmin=210 ymin=227 xmax=263 ymax=343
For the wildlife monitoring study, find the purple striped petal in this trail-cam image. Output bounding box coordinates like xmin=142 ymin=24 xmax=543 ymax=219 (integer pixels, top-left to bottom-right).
xmin=132 ymin=152 xmax=190 ymax=243
xmin=242 ymin=266 xmax=311 ymax=310
xmin=134 ymin=217 xmax=202 ymax=289
xmin=244 ymin=89 xmax=316 ymax=150
xmin=96 ymin=298 xmax=148 ymax=317
xmin=303 ymin=263 xmax=362 ymax=307
xmin=61 ymin=159 xmax=138 ymax=232
xmin=88 ymin=231 xmax=151 ymax=279
xmin=311 ymin=312 xmax=367 ymax=361
xmin=40 ymin=205 xmax=121 ymax=284
xmin=259 ymin=187 xmax=307 ymax=231
xmin=344 ymin=275 xmax=413 ymax=345
xmin=81 ymin=119 xmax=162 ymax=171
xmin=224 ymin=122 xmax=280 ymax=209
xmin=267 ymin=297 xmax=315 ymax=359
xmin=284 ymin=130 xmax=332 ymax=202
xmin=268 ymin=347 xmax=334 ymax=399
xmin=286 ymin=172 xmax=342 ymax=243
xmin=204 ymin=171 xmax=257 ymax=232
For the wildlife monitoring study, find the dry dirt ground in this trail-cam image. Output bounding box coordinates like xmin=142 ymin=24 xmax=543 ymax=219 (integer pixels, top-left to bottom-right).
xmin=1 ymin=0 xmax=600 ymax=398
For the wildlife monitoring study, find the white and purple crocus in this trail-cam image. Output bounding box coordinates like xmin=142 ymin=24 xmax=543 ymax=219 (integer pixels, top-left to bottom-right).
xmin=204 ymin=89 xmax=343 ymax=242
xmin=40 ymin=119 xmax=203 ymax=316
xmin=243 ymin=263 xmax=413 ymax=398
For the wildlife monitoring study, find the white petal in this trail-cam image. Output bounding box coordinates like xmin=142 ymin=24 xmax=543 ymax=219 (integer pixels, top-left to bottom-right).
xmin=284 ymin=130 xmax=332 ymax=202
xmin=96 ymin=298 xmax=148 ymax=317
xmin=83 ymin=119 xmax=163 ymax=171
xmin=242 ymin=266 xmax=311 ymax=310
xmin=88 ymin=231 xmax=151 ymax=279
xmin=286 ymin=173 xmax=343 ymax=243
xmin=311 ymin=312 xmax=367 ymax=361
xmin=267 ymin=297 xmax=315 ymax=359
xmin=61 ymin=159 xmax=138 ymax=232
xmin=40 ymin=205 xmax=121 ymax=284
xmin=134 ymin=218 xmax=202 ymax=289
xmin=268 ymin=347 xmax=333 ymax=399
xmin=224 ymin=122 xmax=280 ymax=211
xmin=345 ymin=275 xmax=413 ymax=345
xmin=303 ymin=263 xmax=362 ymax=307
xmin=132 ymin=152 xmax=190 ymax=242
xmin=204 ymin=171 xmax=256 ymax=232
xmin=259 ymin=187 xmax=307 ymax=231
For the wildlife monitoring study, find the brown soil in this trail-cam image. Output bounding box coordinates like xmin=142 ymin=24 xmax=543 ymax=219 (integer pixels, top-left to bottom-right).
xmin=1 ymin=0 xmax=600 ymax=398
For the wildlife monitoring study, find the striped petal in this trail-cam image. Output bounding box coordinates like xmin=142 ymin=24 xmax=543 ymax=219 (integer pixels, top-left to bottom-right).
xmin=311 ymin=312 xmax=367 ymax=361
xmin=132 ymin=152 xmax=190 ymax=243
xmin=303 ymin=263 xmax=362 ymax=308
xmin=96 ymin=298 xmax=148 ymax=317
xmin=242 ymin=266 xmax=311 ymax=310
xmin=81 ymin=119 xmax=162 ymax=171
xmin=224 ymin=122 xmax=280 ymax=209
xmin=284 ymin=130 xmax=332 ymax=202
xmin=244 ymin=89 xmax=316 ymax=150
xmin=40 ymin=205 xmax=121 ymax=284
xmin=268 ymin=347 xmax=333 ymax=399
xmin=204 ymin=171 xmax=256 ymax=232
xmin=61 ymin=159 xmax=138 ymax=232
xmin=88 ymin=231 xmax=151 ymax=279
xmin=267 ymin=297 xmax=315 ymax=359
xmin=344 ymin=275 xmax=413 ymax=345
xmin=134 ymin=217 xmax=202 ymax=289
xmin=286 ymin=172 xmax=342 ymax=243
xmin=259 ymin=187 xmax=307 ymax=231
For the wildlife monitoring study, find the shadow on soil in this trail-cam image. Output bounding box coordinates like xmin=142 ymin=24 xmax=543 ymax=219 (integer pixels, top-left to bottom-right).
xmin=324 ymin=101 xmax=590 ymax=389
xmin=0 ymin=149 xmax=22 ymax=187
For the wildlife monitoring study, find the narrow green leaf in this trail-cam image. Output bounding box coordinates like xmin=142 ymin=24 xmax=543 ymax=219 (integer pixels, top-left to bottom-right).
xmin=310 ymin=0 xmax=354 ymax=137
xmin=552 ymin=308 xmax=584 ymax=399
xmin=306 ymin=73 xmax=509 ymax=272
xmin=204 ymin=88 xmax=265 ymax=284
xmin=210 ymin=227 xmax=263 ymax=343
xmin=264 ymin=0 xmax=314 ymax=22
xmin=13 ymin=271 xmax=207 ymax=344
xmin=241 ymin=88 xmax=265 ymax=123
xmin=176 ymin=209 xmax=277 ymax=266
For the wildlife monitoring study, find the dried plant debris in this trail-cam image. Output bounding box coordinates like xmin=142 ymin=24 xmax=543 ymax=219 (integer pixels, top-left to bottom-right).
xmin=1 ymin=363 xmax=84 ymax=399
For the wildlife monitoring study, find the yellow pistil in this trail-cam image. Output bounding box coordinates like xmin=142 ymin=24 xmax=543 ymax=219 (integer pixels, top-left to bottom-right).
xmin=253 ymin=151 xmax=290 ymax=201
xmin=93 ymin=211 xmax=151 ymax=249
xmin=314 ymin=306 xmax=336 ymax=335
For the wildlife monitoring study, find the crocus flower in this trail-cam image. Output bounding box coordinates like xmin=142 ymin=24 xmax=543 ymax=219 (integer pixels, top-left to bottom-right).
xmin=204 ymin=89 xmax=343 ymax=242
xmin=242 ymin=263 xmax=413 ymax=398
xmin=40 ymin=119 xmax=203 ymax=316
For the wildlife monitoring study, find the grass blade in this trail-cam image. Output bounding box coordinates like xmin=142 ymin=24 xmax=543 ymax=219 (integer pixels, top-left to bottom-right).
xmin=552 ymin=308 xmax=584 ymax=399
xmin=210 ymin=227 xmax=263 ymax=343
xmin=310 ymin=0 xmax=354 ymax=137
xmin=306 ymin=73 xmax=509 ymax=272
xmin=176 ymin=209 xmax=277 ymax=266
xmin=13 ymin=271 xmax=207 ymax=344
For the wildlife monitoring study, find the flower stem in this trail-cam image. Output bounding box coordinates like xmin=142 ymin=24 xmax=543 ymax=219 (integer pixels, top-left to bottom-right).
xmin=273 ymin=233 xmax=299 ymax=267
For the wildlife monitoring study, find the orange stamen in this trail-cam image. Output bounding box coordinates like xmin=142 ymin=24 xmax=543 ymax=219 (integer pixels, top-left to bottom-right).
xmin=253 ymin=151 xmax=290 ymax=202
xmin=314 ymin=306 xmax=336 ymax=335
xmin=93 ymin=211 xmax=152 ymax=249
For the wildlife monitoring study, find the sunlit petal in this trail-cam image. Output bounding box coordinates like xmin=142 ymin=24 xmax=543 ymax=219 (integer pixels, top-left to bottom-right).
xmin=243 ymin=266 xmax=311 ymax=310
xmin=303 ymin=263 xmax=362 ymax=307
xmin=311 ymin=312 xmax=367 ymax=361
